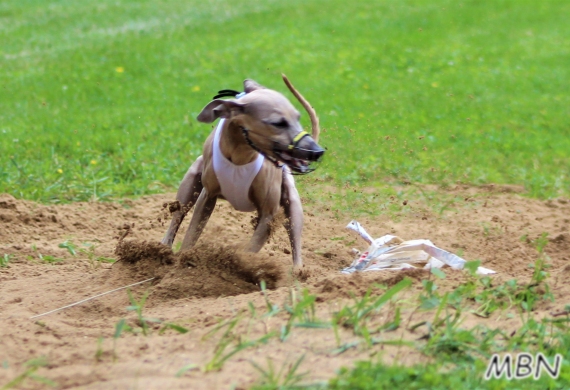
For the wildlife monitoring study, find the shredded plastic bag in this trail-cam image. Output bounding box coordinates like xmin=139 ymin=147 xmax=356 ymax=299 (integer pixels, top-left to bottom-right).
xmin=342 ymin=220 xmax=496 ymax=275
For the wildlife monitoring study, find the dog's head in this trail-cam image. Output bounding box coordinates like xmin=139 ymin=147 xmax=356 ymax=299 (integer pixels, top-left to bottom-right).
xmin=197 ymin=77 xmax=325 ymax=174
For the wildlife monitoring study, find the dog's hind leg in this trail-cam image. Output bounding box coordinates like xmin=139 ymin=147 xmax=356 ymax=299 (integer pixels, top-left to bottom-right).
xmin=281 ymin=170 xmax=304 ymax=272
xmin=180 ymin=188 xmax=217 ymax=251
xmin=161 ymin=156 xmax=204 ymax=247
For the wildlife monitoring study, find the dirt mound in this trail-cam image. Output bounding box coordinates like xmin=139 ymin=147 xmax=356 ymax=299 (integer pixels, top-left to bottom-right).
xmin=113 ymin=240 xmax=285 ymax=300
xmin=116 ymin=240 xmax=175 ymax=265
xmin=314 ymin=268 xmax=429 ymax=300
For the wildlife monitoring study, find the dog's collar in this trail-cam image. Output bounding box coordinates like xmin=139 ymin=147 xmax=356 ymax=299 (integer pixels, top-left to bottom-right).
xmin=240 ymin=126 xmax=283 ymax=169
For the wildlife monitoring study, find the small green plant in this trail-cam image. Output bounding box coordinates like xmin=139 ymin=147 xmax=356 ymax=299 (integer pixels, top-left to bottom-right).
xmin=379 ymin=304 xmax=402 ymax=332
xmin=59 ymin=240 xmax=115 ymax=267
xmin=95 ymin=337 xmax=104 ymax=362
xmin=449 ymin=237 xmax=555 ymax=318
xmin=533 ymin=232 xmax=549 ymax=254
xmin=58 ymin=240 xmax=77 ymax=256
xmin=260 ymin=280 xmax=281 ymax=319
xmin=481 ymin=222 xmax=491 ymax=237
xmin=114 ymin=290 xmax=188 ymax=343
xmin=1 ymin=254 xmax=13 ymax=267
xmin=280 ymin=287 xmax=330 ymax=342
xmin=27 ymin=244 xmax=64 ymax=264
xmin=114 ymin=318 xmax=131 ymax=338
xmin=34 ymin=253 xmax=64 ymax=264
xmin=512 ymin=233 xmax=554 ymax=312
xmin=418 ymin=278 xmax=440 ymax=310
xmin=126 ymin=290 xmax=161 ymax=336
xmin=414 ymin=293 xmax=501 ymax=363
xmin=80 ymin=243 xmax=116 ymax=268
xmin=430 ymin=267 xmax=446 ymax=280
xmin=333 ymin=278 xmax=412 ymax=346
xmin=158 ymin=322 xmax=189 ymax=335
xmin=1 ymin=357 xmax=56 ymax=389
xmin=202 ymin=314 xmax=275 ymax=372
xmin=503 ymin=232 xmax=554 ymax=312
xmin=175 ymin=362 xmax=199 ymax=377
xmin=501 ymin=311 xmax=570 ymax=362
xmin=112 ymin=318 xmax=130 ymax=361
xmin=250 ymin=354 xmax=308 ymax=389
xmin=471 ymin=277 xmax=515 ymax=317
xmin=464 ymin=260 xmax=481 ymax=276
xmin=112 ymin=316 xmax=188 ymax=359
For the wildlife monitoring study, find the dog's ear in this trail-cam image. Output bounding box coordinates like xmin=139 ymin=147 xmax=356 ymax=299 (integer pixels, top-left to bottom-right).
xmin=244 ymin=79 xmax=266 ymax=93
xmin=197 ymin=99 xmax=245 ymax=123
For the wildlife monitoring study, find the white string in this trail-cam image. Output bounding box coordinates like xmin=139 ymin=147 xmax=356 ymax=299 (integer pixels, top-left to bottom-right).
xmin=29 ymin=277 xmax=155 ymax=320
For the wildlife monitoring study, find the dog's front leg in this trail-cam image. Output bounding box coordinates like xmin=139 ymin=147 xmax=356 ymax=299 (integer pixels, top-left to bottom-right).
xmin=180 ymin=187 xmax=217 ymax=251
xmin=161 ymin=156 xmax=204 ymax=247
xmin=281 ymin=170 xmax=304 ymax=274
xmin=245 ymin=212 xmax=274 ymax=253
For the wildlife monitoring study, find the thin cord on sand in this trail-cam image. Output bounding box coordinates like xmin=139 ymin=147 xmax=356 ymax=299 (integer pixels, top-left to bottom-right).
xmin=29 ymin=277 xmax=155 ymax=320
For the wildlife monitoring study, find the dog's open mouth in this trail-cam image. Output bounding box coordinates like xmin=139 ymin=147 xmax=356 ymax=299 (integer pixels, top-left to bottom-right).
xmin=274 ymin=150 xmax=311 ymax=174
xmin=271 ymin=141 xmax=325 ymax=174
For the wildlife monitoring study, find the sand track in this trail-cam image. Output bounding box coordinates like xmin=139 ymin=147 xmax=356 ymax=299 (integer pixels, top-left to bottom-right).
xmin=1 ymin=188 xmax=569 ymax=388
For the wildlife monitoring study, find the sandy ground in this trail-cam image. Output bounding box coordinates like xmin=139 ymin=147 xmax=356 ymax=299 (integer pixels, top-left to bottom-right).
xmin=1 ymin=185 xmax=569 ymax=389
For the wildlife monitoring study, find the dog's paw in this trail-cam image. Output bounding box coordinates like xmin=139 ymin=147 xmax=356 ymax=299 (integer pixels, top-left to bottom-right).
xmin=293 ymin=265 xmax=310 ymax=281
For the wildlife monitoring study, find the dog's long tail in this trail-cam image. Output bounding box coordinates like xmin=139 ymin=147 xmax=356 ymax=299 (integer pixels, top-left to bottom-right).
xmin=281 ymin=74 xmax=320 ymax=143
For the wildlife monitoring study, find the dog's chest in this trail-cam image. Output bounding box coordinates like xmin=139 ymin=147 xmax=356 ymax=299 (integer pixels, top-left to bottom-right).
xmin=212 ymin=119 xmax=264 ymax=212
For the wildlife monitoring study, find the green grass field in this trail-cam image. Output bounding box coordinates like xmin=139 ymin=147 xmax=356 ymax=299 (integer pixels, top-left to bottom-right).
xmin=2 ymin=0 xmax=570 ymax=388
xmin=1 ymin=0 xmax=569 ymax=203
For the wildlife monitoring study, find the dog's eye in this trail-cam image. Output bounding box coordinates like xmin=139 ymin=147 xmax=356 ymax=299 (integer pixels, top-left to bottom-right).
xmin=271 ymin=119 xmax=289 ymax=129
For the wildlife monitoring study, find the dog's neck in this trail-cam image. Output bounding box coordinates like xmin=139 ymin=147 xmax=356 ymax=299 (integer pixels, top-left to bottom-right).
xmin=218 ymin=120 xmax=260 ymax=165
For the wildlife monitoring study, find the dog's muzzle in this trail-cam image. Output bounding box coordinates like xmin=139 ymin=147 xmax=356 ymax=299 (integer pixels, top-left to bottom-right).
xmin=242 ymin=128 xmax=325 ymax=174
xmin=272 ymin=131 xmax=325 ymax=174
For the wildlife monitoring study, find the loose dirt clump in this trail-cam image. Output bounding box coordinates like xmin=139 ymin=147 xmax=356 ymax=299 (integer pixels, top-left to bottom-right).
xmin=112 ymin=240 xmax=285 ymax=301
xmin=115 ymin=240 xmax=175 ymax=265
xmin=109 ymin=240 xmax=176 ymax=288
xmin=176 ymin=243 xmax=284 ymax=289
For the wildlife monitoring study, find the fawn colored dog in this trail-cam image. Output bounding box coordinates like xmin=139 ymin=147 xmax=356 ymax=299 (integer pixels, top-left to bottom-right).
xmin=161 ymin=75 xmax=324 ymax=276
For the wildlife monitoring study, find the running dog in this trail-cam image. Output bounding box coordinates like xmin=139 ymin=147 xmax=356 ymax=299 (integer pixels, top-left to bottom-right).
xmin=161 ymin=75 xmax=324 ymax=276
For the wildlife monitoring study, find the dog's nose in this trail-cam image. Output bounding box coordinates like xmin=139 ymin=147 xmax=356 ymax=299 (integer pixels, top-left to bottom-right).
xmin=309 ymin=145 xmax=325 ymax=161
xmin=293 ymin=136 xmax=325 ymax=161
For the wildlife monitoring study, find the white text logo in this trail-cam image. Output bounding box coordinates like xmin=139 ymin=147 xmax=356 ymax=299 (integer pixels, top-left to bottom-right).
xmin=484 ymin=353 xmax=562 ymax=380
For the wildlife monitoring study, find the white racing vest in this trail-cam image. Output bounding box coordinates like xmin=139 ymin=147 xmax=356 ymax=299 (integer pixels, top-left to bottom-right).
xmin=212 ymin=119 xmax=264 ymax=212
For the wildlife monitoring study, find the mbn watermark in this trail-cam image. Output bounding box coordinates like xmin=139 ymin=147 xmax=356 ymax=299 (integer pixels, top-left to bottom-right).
xmin=485 ymin=353 xmax=562 ymax=380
